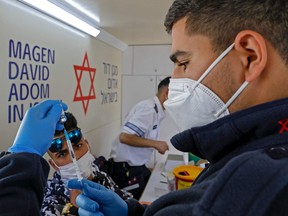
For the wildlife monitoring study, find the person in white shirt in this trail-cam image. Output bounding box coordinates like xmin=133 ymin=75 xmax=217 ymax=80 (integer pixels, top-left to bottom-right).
xmin=109 ymin=76 xmax=170 ymax=199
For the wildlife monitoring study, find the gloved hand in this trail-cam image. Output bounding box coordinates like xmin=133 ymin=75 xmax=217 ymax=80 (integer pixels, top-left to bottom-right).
xmin=8 ymin=100 xmax=68 ymax=156
xmin=68 ymin=179 xmax=128 ymax=216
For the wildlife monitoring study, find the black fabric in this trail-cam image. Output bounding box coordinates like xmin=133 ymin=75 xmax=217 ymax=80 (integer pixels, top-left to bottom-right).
xmin=171 ymin=98 xmax=288 ymax=162
xmin=126 ymin=198 xmax=147 ymax=216
xmin=109 ymin=159 xmax=151 ymax=200
xmin=0 ymin=152 xmax=49 ymax=216
xmin=127 ymin=98 xmax=288 ymax=216
xmin=69 ymin=205 xmax=79 ymax=216
xmin=0 ymin=151 xmax=11 ymax=158
xmin=265 ymin=186 xmax=288 ymax=216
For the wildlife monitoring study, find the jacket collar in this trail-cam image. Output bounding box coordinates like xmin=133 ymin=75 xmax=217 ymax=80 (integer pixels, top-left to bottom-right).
xmin=171 ymin=98 xmax=288 ymax=163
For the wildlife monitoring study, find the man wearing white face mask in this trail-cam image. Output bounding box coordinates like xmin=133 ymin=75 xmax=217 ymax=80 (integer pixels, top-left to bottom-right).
xmin=67 ymin=0 xmax=288 ymax=216
xmin=41 ymin=112 xmax=132 ymax=216
xmin=164 ymin=43 xmax=248 ymax=131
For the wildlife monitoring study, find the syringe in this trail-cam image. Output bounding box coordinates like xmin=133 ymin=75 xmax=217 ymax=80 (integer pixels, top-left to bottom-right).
xmin=60 ymin=108 xmax=83 ymax=183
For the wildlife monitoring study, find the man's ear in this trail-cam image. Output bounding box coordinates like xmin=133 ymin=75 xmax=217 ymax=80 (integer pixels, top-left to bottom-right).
xmin=48 ymin=158 xmax=59 ymax=171
xmin=234 ymin=30 xmax=267 ymax=82
xmin=164 ymin=87 xmax=169 ymax=100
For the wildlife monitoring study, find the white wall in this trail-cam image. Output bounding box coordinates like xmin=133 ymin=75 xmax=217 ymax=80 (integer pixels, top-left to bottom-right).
xmin=0 ymin=1 xmax=182 ymax=172
xmin=0 ymin=1 xmax=122 ymax=160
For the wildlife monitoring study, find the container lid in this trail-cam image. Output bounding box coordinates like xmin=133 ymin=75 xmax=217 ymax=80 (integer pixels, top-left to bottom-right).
xmin=173 ymin=165 xmax=203 ymax=181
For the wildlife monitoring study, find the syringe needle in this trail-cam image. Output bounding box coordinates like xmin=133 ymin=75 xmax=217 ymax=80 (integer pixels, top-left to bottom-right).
xmin=60 ymin=106 xmax=83 ymax=185
xmin=64 ymin=129 xmax=83 ymax=183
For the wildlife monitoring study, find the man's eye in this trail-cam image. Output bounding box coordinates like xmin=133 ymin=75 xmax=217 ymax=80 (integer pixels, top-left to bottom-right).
xmin=56 ymin=152 xmax=66 ymax=158
xmin=178 ymin=62 xmax=188 ymax=70
xmin=73 ymin=143 xmax=83 ymax=149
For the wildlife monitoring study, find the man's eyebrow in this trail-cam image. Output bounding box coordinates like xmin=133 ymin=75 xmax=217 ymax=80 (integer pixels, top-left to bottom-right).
xmin=169 ymin=51 xmax=190 ymax=63
xmin=55 ymin=149 xmax=68 ymax=156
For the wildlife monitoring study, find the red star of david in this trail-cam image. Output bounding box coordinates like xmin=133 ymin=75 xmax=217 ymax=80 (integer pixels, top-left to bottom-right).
xmin=73 ymin=52 xmax=96 ymax=114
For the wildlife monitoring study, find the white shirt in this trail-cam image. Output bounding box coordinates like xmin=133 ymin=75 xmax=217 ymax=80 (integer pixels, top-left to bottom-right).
xmin=110 ymin=96 xmax=166 ymax=166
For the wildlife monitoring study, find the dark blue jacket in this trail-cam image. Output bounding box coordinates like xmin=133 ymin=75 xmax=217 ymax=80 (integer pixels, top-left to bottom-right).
xmin=127 ymin=98 xmax=288 ymax=216
xmin=0 ymin=152 xmax=49 ymax=216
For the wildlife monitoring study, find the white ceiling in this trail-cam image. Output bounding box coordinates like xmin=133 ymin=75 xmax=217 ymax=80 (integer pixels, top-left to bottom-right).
xmin=59 ymin=0 xmax=174 ymax=46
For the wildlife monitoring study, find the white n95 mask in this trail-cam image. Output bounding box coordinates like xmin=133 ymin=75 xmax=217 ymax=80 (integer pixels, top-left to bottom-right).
xmin=57 ymin=151 xmax=95 ymax=183
xmin=164 ymin=78 xmax=230 ymax=131
xmin=164 ymin=43 xmax=249 ymax=132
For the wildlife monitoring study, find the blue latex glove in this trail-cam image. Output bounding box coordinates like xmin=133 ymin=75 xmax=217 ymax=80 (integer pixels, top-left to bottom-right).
xmin=8 ymin=100 xmax=68 ymax=156
xmin=68 ymin=179 xmax=128 ymax=216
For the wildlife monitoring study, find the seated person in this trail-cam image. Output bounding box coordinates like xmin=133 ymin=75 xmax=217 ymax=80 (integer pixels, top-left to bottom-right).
xmin=41 ymin=112 xmax=132 ymax=216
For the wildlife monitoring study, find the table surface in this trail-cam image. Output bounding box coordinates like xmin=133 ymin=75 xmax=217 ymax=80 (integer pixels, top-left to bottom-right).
xmin=139 ymin=161 xmax=168 ymax=203
xmin=139 ymin=154 xmax=186 ymax=204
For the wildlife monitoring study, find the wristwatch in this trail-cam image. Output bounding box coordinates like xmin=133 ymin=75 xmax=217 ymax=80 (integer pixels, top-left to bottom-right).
xmin=61 ymin=203 xmax=79 ymax=216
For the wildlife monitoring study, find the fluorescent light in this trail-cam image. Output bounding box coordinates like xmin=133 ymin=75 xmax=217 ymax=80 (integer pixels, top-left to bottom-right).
xmin=62 ymin=0 xmax=100 ymax=24
xmin=22 ymin=0 xmax=100 ymax=37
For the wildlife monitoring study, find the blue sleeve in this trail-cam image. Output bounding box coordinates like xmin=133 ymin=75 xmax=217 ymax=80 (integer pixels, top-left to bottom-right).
xmin=0 ymin=152 xmax=49 ymax=215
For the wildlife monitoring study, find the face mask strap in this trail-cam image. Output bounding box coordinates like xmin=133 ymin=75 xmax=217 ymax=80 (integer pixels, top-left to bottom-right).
xmin=215 ymin=80 xmax=249 ymax=117
xmin=50 ymin=158 xmax=60 ymax=170
xmin=191 ymin=43 xmax=235 ymax=91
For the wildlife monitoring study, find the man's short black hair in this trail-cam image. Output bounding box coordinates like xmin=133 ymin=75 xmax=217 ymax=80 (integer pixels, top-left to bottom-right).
xmin=164 ymin=0 xmax=288 ymax=64
xmin=158 ymin=76 xmax=171 ymax=91
xmin=54 ymin=112 xmax=79 ymax=136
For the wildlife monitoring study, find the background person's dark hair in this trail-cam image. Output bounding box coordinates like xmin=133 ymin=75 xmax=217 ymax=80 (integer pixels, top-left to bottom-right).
xmin=54 ymin=112 xmax=78 ymax=136
xmin=164 ymin=0 xmax=288 ymax=65
xmin=158 ymin=76 xmax=171 ymax=91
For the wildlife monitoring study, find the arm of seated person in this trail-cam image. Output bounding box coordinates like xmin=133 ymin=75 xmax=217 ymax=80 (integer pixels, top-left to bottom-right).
xmin=120 ymin=133 xmax=169 ymax=154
